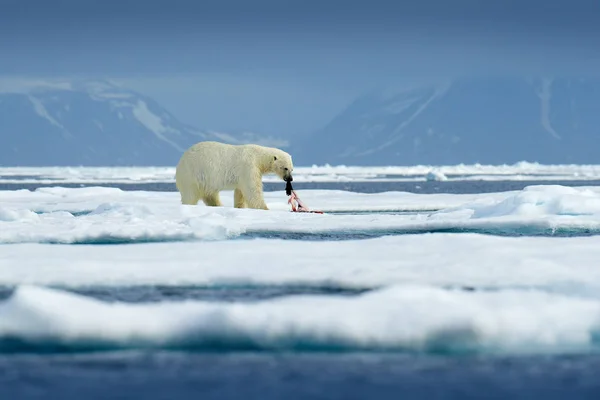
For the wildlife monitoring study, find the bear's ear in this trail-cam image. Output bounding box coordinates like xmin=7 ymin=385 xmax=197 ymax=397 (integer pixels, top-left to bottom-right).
xmin=273 ymin=156 xmax=277 ymax=161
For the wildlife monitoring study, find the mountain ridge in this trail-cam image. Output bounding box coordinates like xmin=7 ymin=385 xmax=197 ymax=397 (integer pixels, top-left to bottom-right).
xmin=292 ymin=77 xmax=600 ymax=166
xmin=0 ymin=79 xmax=286 ymax=166
xmin=2 ymin=77 xmax=599 ymax=167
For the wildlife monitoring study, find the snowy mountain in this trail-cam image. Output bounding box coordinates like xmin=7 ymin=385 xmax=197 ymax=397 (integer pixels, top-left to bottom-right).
xmin=293 ymin=77 xmax=600 ymax=166
xmin=0 ymin=79 xmax=286 ymax=166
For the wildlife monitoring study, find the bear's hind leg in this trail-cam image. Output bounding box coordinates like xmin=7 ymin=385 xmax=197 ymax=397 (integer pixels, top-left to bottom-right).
xmin=234 ymin=188 xmax=247 ymax=208
xmin=202 ymin=192 xmax=223 ymax=207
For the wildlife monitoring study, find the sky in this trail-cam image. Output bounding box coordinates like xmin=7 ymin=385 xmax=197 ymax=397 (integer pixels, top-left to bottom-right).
xmin=1 ymin=0 xmax=600 ymax=138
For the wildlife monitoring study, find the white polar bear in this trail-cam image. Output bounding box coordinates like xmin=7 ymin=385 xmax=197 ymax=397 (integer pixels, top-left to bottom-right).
xmin=175 ymin=141 xmax=294 ymax=210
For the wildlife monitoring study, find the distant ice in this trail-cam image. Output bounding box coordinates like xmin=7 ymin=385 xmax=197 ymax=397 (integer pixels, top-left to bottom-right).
xmin=1 ymin=284 xmax=600 ymax=354
xmin=2 ymin=163 xmax=600 ymax=184
xmin=425 ymin=170 xmax=448 ymax=181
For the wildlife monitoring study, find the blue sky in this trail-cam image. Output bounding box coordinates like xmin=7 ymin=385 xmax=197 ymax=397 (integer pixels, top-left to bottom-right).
xmin=1 ymin=0 xmax=599 ymax=138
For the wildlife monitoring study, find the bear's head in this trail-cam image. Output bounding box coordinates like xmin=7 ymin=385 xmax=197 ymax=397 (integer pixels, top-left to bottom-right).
xmin=271 ymin=151 xmax=294 ymax=182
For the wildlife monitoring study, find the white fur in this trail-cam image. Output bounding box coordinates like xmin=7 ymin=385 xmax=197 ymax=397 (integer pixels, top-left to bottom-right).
xmin=175 ymin=141 xmax=294 ymax=210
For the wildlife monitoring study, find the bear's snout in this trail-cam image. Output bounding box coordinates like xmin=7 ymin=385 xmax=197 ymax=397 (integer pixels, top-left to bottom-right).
xmin=283 ymin=168 xmax=293 ymax=182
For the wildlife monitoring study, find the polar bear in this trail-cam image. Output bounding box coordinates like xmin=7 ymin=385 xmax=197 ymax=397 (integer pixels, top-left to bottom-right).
xmin=175 ymin=141 xmax=294 ymax=210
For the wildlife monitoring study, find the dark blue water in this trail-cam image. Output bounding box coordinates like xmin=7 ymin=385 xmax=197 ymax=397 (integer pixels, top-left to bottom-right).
xmin=238 ymin=226 xmax=600 ymax=241
xmin=3 ymin=352 xmax=600 ymax=400
xmin=0 ymin=284 xmax=370 ymax=304
xmin=4 ymin=178 xmax=600 ymax=399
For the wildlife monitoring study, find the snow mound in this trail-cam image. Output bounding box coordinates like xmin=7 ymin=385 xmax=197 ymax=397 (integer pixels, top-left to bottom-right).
xmin=435 ymin=185 xmax=600 ymax=219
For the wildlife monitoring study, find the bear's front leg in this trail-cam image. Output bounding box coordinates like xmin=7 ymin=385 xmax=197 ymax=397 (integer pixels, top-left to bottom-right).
xmin=240 ymin=177 xmax=268 ymax=210
xmin=202 ymin=192 xmax=223 ymax=207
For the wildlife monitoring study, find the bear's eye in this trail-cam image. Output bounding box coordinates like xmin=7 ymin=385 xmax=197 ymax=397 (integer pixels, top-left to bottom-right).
xmin=273 ymin=156 xmax=277 ymax=161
